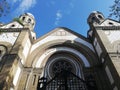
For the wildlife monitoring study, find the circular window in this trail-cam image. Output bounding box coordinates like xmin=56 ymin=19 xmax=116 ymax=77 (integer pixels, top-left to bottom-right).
xmin=45 ymin=57 xmax=79 ymax=79
xmin=52 ymin=60 xmax=73 ymax=75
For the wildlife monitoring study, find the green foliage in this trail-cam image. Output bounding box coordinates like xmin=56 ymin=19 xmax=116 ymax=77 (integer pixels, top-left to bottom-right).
xmin=13 ymin=18 xmax=24 ymax=26
xmin=109 ymin=0 xmax=120 ymax=22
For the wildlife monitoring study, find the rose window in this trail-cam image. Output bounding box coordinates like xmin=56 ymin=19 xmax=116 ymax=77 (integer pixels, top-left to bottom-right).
xmin=52 ymin=60 xmax=73 ymax=75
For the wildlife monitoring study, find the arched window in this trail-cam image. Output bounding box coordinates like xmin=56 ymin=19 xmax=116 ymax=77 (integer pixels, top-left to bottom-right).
xmin=98 ymin=15 xmax=103 ymax=19
xmin=22 ymin=17 xmax=25 ymax=21
xmin=91 ymin=17 xmax=96 ymax=22
xmin=28 ymin=18 xmax=31 ymax=23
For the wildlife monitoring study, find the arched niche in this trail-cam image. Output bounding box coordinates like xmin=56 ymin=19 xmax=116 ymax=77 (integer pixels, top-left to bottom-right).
xmin=26 ymin=40 xmax=98 ymax=67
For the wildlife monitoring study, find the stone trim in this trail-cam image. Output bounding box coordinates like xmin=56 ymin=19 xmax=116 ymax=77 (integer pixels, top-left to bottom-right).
xmin=0 ymin=28 xmax=29 ymax=32
xmin=95 ymin=26 xmax=120 ymax=30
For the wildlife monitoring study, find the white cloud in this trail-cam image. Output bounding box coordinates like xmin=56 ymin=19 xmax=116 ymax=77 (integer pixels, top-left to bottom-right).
xmin=65 ymin=0 xmax=76 ymax=14
xmin=14 ymin=0 xmax=36 ymax=15
xmin=12 ymin=0 xmax=21 ymax=3
xmin=55 ymin=10 xmax=63 ymax=25
xmin=12 ymin=0 xmax=17 ymax=3
xmin=10 ymin=0 xmax=21 ymax=5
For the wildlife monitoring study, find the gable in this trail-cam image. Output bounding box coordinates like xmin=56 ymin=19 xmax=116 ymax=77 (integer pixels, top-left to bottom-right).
xmin=30 ymin=27 xmax=94 ymax=53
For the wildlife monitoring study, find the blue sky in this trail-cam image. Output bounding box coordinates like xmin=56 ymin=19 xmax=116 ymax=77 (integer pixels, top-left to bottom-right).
xmin=0 ymin=0 xmax=113 ymax=38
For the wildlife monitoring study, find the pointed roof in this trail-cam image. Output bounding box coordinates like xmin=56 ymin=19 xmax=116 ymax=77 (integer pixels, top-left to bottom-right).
xmin=34 ymin=27 xmax=90 ymax=43
xmin=30 ymin=27 xmax=94 ymax=53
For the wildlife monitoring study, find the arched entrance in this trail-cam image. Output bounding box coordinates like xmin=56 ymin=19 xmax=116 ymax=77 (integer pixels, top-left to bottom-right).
xmin=30 ymin=38 xmax=99 ymax=90
xmin=36 ymin=50 xmax=97 ymax=90
xmin=44 ymin=52 xmax=83 ymax=80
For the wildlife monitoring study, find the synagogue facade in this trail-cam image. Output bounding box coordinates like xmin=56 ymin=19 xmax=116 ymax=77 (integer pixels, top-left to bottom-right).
xmin=0 ymin=11 xmax=120 ymax=90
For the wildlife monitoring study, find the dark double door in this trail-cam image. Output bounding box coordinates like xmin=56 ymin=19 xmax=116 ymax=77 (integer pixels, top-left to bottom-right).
xmin=37 ymin=70 xmax=87 ymax=90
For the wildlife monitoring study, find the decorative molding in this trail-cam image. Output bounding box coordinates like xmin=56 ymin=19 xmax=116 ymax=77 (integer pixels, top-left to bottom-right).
xmin=95 ymin=26 xmax=120 ymax=30
xmin=51 ymin=29 xmax=72 ymax=36
xmin=0 ymin=28 xmax=28 ymax=32
xmin=35 ymin=47 xmax=90 ymax=68
xmin=31 ymin=32 xmax=94 ymax=53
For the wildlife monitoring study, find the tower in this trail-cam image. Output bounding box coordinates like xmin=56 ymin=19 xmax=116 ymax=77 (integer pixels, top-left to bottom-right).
xmin=19 ymin=13 xmax=36 ymax=40
xmin=87 ymin=11 xmax=105 ymax=26
xmin=88 ymin=11 xmax=120 ymax=90
xmin=0 ymin=13 xmax=36 ymax=90
xmin=0 ymin=11 xmax=120 ymax=90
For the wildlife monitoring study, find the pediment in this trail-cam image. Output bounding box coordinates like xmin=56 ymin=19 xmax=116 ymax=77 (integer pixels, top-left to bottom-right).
xmin=35 ymin=27 xmax=88 ymax=42
xmin=31 ymin=27 xmax=94 ymax=53
xmin=50 ymin=28 xmax=76 ymax=36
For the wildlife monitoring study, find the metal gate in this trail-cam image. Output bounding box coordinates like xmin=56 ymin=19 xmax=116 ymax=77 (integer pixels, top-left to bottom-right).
xmin=37 ymin=70 xmax=87 ymax=90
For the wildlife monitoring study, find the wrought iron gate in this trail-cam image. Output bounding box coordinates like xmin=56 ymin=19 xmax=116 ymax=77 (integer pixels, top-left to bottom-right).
xmin=37 ymin=70 xmax=88 ymax=90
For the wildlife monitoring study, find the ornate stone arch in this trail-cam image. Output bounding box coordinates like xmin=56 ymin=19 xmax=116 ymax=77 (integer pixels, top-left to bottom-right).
xmin=22 ymin=28 xmax=101 ymax=90
xmin=25 ymin=39 xmax=98 ymax=82
xmin=26 ymin=39 xmax=98 ymax=67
